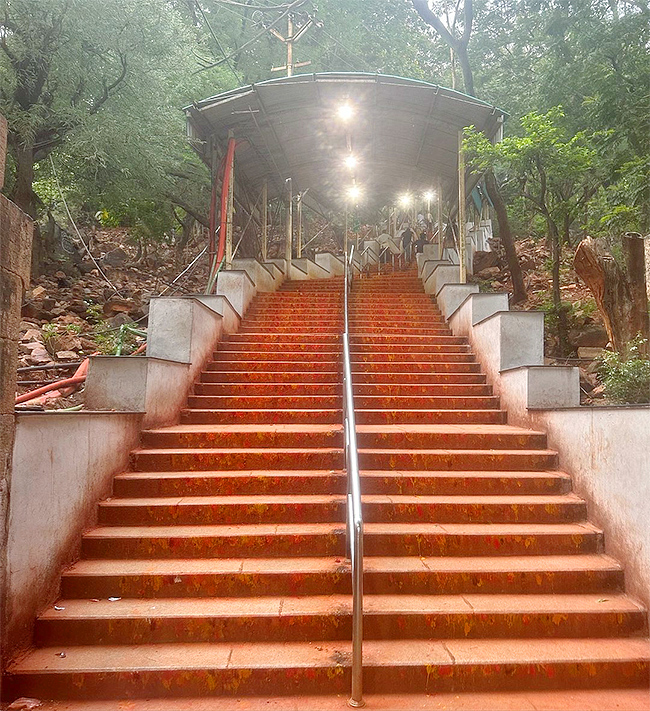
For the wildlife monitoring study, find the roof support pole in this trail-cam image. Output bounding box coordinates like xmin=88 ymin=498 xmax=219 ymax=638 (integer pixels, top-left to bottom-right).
xmin=225 ymin=130 xmax=235 ymax=269
xmin=285 ymin=177 xmax=293 ymax=269
xmin=262 ymin=180 xmax=268 ymax=261
xmin=297 ymin=192 xmax=303 ymax=258
xmin=437 ymin=178 xmax=444 ymax=260
xmin=458 ymin=130 xmax=467 ymax=283
xmin=344 ymin=207 xmax=348 ymax=258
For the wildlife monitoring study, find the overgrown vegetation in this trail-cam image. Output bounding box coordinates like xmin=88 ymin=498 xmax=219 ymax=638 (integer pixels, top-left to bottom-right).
xmin=598 ymin=337 xmax=650 ymax=404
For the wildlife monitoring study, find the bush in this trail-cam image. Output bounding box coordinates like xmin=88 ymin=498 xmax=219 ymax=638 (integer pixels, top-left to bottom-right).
xmin=598 ymin=337 xmax=650 ymax=404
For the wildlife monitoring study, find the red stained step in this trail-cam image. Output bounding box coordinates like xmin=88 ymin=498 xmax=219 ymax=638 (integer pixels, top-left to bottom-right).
xmin=132 ymin=447 xmax=343 ymax=472
xmin=113 ymin=470 xmax=346 ymax=497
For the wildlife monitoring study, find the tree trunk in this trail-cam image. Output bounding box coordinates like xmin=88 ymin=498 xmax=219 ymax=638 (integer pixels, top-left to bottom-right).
xmin=574 ymin=236 xmax=649 ymax=354
xmin=11 ymin=143 xmax=36 ymax=218
xmin=484 ymin=169 xmax=527 ymax=304
xmin=455 ymin=44 xmax=475 ymax=97
xmin=548 ymin=218 xmax=571 ymax=355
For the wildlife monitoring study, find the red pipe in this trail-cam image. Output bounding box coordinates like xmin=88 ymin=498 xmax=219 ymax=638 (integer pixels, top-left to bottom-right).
xmin=15 ymin=375 xmax=87 ymax=405
xmin=217 ymin=137 xmax=237 ymax=270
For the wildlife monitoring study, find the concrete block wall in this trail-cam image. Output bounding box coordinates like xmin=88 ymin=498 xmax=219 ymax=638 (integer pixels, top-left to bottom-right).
xmin=425 ymin=263 xmax=650 ymax=610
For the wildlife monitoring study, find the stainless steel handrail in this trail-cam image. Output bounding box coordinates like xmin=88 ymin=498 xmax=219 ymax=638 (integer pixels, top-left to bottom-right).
xmin=343 ymin=245 xmax=364 ymax=708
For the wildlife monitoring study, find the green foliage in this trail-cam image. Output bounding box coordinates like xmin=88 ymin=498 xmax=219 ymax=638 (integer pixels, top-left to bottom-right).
xmin=598 ymin=337 xmax=650 ymax=404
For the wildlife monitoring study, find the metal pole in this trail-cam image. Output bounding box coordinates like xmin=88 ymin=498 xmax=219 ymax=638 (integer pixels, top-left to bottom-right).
xmin=225 ymin=130 xmax=235 ymax=268
xmin=262 ymin=180 xmax=268 ymax=261
xmin=344 ymin=206 xmax=348 ymax=257
xmin=285 ymin=178 xmax=293 ymax=269
xmin=458 ymin=130 xmax=467 ymax=282
xmin=297 ymin=192 xmax=303 ymax=258
xmin=437 ymin=178 xmax=444 ymax=260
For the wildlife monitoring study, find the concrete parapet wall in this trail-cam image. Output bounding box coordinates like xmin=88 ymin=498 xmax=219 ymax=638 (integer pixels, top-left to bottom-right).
xmin=85 ymin=356 xmax=190 ymax=428
xmin=436 ymin=283 xmax=479 ymax=320
xmin=187 ymin=294 xmax=240 ymax=335
xmin=215 ymin=269 xmax=256 ymax=317
xmin=426 ymin=269 xmax=650 ymax=611
xmin=315 ymin=252 xmax=344 ymax=276
xmin=293 ymin=258 xmax=330 ymax=279
xmin=231 ymin=259 xmax=279 ymax=292
xmin=5 ymin=411 xmax=142 ymax=658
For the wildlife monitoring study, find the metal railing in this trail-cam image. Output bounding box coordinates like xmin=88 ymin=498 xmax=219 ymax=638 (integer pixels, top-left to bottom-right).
xmin=343 ymin=245 xmax=364 ymax=708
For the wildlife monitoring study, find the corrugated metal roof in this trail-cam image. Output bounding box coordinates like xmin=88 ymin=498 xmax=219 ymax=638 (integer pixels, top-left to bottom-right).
xmin=185 ymin=72 xmax=506 ymax=211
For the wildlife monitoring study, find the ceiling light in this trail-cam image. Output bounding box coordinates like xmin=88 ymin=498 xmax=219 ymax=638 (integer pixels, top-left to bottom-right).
xmin=337 ymin=103 xmax=354 ymax=121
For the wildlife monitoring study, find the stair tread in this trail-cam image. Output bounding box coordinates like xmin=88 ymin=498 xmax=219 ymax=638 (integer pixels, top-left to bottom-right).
xmin=115 ymin=470 xmax=344 ymax=480
xmin=100 ymin=493 xmax=583 ymax=506
xmin=63 ymin=554 xmax=622 ymax=577
xmin=144 ymin=424 xmax=343 ymax=435
xmin=40 ymin=593 xmax=644 ymax=620
xmin=84 ymin=521 xmax=601 ymax=539
xmin=11 ymin=637 xmax=650 ymax=673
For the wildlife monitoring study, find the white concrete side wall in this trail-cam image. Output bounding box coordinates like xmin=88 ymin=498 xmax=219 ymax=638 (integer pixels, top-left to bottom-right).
xmin=216 ymin=270 xmax=256 ymax=317
xmin=315 ymin=252 xmax=345 ymax=276
xmin=85 ymin=357 xmax=191 ymax=428
xmin=427 ymin=269 xmax=650 ymax=610
xmin=189 ymin=295 xmax=240 ymax=335
xmin=6 ymin=412 xmax=142 ymax=657
xmin=293 ymin=258 xmax=330 ymax=279
xmin=231 ymin=259 xmax=278 ymax=292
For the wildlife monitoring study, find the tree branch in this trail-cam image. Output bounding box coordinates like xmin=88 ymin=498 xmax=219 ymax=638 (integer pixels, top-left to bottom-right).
xmin=411 ymin=0 xmax=459 ymax=50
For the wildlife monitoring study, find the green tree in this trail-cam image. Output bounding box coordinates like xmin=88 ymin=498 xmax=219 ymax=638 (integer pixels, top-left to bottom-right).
xmin=465 ymin=107 xmax=601 ymax=354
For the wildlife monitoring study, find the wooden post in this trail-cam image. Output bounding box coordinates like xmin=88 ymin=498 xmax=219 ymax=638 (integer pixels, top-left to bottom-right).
xmin=225 ymin=130 xmax=235 ymax=268
xmin=261 ymin=180 xmax=268 ymax=261
xmin=0 ymin=113 xmax=34 ymax=664
xmin=458 ymin=130 xmax=467 ymax=283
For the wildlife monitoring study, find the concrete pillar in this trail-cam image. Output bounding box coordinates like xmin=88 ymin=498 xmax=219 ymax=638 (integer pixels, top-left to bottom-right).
xmin=0 ymin=113 xmax=34 ymax=664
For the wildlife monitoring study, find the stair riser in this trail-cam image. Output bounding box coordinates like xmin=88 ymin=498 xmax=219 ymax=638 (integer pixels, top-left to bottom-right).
xmin=240 ymin=327 xmax=343 ymax=334
xmin=363 ymin=531 xmax=601 ymax=556
xmin=194 ymin=384 xmax=341 ymax=396
xmin=362 ymin=501 xmax=586 ymax=524
xmin=354 ymin=384 xmax=492 ymax=396
xmin=200 ymin=372 xmax=340 ymax=384
xmin=359 ymin=451 xmax=558 ymax=471
xmin=227 ymin=335 xmax=340 ymax=343
xmin=354 ymin=375 xmax=486 ymax=386
xmin=132 ymin=450 xmax=344 ymax=472
xmin=352 ymin=353 xmax=474 ymax=362
xmin=353 ymin=363 xmax=481 ymax=374
xmin=351 ymin=344 xmax=469 ymax=354
xmin=98 ymin=501 xmax=345 ymax=526
xmin=213 ymin=350 xmax=340 ymax=360
xmin=113 ymin=473 xmax=346 ymax=497
xmin=187 ymin=396 xmax=342 ymax=409
xmin=356 ymin=432 xmax=547 ymax=450
xmin=351 ymin=336 xmax=466 ymax=345
xmin=356 ymin=410 xmax=505 ymax=425
xmin=81 ymin=530 xmax=600 ymax=560
xmin=60 ymin=567 xmax=624 ymax=599
xmin=35 ymin=609 xmax=646 ymax=647
xmin=82 ymin=532 xmax=345 ymax=559
xmin=8 ymin=658 xmax=647 ymax=700
xmin=207 ymin=361 xmax=340 ymax=372
xmin=355 ymin=396 xmax=500 ymax=409
xmin=181 ymin=410 xmax=342 ymax=425
xmin=361 ymin=473 xmax=569 ymax=496
xmin=140 ymin=431 xmax=343 ymax=449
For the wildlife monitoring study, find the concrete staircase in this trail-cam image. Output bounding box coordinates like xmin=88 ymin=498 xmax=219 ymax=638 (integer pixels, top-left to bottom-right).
xmin=4 ymin=273 xmax=649 ymax=708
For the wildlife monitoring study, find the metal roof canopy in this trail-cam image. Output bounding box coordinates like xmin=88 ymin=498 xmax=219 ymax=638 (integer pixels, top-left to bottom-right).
xmin=185 ymin=72 xmax=506 ymax=213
